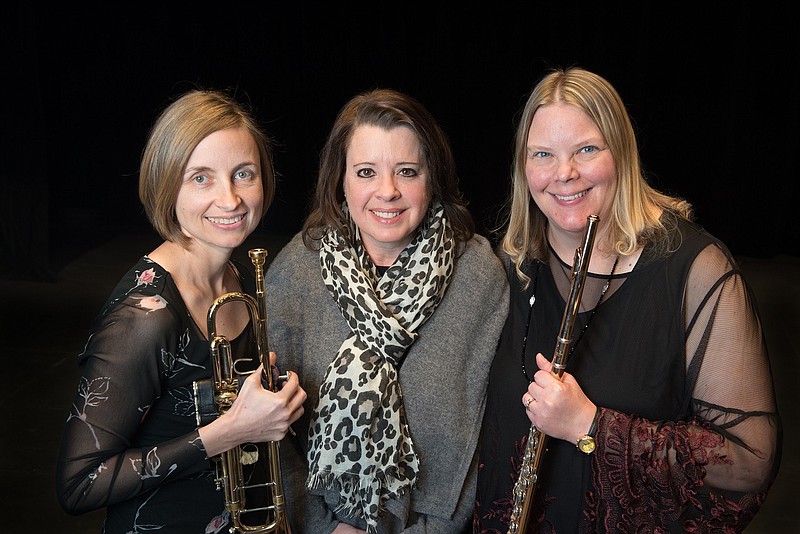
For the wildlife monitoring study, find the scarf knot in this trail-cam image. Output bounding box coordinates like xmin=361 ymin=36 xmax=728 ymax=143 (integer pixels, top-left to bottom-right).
xmin=308 ymin=202 xmax=454 ymax=532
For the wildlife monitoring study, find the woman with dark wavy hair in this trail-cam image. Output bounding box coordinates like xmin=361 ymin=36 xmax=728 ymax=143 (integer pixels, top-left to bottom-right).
xmin=266 ymin=88 xmax=508 ymax=533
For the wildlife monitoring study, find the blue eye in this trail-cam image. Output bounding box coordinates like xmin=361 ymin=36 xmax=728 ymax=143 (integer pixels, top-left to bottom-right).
xmin=193 ymin=175 xmax=208 ymax=184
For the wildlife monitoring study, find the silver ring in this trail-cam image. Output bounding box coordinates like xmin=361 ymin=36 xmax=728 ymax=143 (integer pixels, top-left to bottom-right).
xmin=525 ymin=397 xmax=533 ymax=408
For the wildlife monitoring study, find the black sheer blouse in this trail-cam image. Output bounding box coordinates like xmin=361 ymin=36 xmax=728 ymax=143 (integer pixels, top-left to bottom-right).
xmin=56 ymin=257 xmax=258 ymax=533
xmin=475 ymin=216 xmax=781 ymax=533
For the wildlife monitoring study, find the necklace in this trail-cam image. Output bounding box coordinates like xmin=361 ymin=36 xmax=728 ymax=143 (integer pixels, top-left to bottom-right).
xmin=520 ymin=254 xmax=619 ymax=382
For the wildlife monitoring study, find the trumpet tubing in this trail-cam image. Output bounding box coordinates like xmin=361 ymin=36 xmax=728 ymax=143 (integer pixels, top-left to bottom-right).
xmin=507 ymin=216 xmax=600 ymax=534
xmin=198 ymin=248 xmax=291 ymax=534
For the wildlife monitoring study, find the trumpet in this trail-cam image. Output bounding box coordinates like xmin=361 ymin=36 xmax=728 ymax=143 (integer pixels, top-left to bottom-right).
xmin=507 ymin=215 xmax=599 ymax=534
xmin=194 ymin=248 xmax=291 ymax=534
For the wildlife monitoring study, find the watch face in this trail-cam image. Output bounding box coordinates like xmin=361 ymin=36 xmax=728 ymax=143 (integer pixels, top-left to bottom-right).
xmin=577 ymin=436 xmax=595 ymax=454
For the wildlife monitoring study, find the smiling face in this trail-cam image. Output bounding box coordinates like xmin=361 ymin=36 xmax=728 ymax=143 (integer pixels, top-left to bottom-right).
xmin=175 ymin=126 xmax=263 ymax=253
xmin=525 ymin=103 xmax=617 ymax=243
xmin=343 ymin=124 xmax=431 ymax=266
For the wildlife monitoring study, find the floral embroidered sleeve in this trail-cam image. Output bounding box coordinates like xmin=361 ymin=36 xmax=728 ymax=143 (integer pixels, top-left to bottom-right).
xmin=589 ymin=244 xmax=781 ymax=532
xmin=56 ymin=265 xmax=211 ymax=515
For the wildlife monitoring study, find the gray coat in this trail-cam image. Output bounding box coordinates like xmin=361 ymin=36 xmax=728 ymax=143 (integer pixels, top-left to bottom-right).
xmin=265 ymin=232 xmax=508 ymax=533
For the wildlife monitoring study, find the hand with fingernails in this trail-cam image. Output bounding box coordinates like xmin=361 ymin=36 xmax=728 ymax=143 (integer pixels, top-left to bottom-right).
xmin=522 ymin=353 xmax=597 ymax=445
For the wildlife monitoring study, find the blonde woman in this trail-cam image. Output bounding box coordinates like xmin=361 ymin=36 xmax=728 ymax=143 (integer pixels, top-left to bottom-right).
xmin=474 ymin=68 xmax=781 ymax=533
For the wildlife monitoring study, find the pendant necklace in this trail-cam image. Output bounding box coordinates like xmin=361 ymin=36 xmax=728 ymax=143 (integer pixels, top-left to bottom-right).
xmin=520 ymin=254 xmax=619 ymax=382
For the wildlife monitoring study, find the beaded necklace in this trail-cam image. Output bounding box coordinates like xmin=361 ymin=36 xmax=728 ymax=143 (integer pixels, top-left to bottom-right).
xmin=520 ymin=254 xmax=619 ymax=382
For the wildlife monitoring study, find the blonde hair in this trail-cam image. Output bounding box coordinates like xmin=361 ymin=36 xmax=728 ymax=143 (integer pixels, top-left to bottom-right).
xmin=139 ymin=90 xmax=275 ymax=246
xmin=501 ymin=67 xmax=692 ymax=287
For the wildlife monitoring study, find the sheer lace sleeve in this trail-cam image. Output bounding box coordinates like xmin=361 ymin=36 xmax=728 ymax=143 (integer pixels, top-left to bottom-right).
xmin=591 ymin=243 xmax=781 ymax=532
xmin=56 ymin=292 xmax=210 ymax=515
xmin=683 ymin=243 xmax=781 ymax=492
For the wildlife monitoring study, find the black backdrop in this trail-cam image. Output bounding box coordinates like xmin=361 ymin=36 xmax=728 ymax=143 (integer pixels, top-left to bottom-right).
xmin=5 ymin=3 xmax=799 ymax=279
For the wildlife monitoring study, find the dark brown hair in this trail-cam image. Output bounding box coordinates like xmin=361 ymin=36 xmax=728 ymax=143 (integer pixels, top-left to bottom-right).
xmin=302 ymin=88 xmax=474 ymax=249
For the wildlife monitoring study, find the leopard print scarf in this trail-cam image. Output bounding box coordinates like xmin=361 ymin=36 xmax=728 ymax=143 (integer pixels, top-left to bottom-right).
xmin=307 ymin=202 xmax=455 ymax=532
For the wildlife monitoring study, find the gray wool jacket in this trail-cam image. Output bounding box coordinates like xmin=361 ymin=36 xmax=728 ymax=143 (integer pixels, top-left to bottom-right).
xmin=264 ymin=232 xmax=509 ymax=534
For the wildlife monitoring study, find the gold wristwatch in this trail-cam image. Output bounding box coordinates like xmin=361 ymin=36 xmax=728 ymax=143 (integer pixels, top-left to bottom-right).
xmin=576 ymin=406 xmax=601 ymax=454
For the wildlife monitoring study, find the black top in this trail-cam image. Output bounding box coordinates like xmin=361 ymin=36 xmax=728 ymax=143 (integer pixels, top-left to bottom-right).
xmin=56 ymin=256 xmax=262 ymax=533
xmin=474 ymin=215 xmax=781 ymax=533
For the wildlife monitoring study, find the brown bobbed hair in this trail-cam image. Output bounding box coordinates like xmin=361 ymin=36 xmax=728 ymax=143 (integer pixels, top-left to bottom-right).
xmin=138 ymin=89 xmax=276 ymax=247
xmin=302 ymin=88 xmax=474 ymax=250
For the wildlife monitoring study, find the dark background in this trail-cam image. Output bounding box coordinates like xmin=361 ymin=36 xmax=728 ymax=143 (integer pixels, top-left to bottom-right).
xmin=3 ymin=5 xmax=798 ymax=532
xmin=3 ymin=3 xmax=799 ymax=280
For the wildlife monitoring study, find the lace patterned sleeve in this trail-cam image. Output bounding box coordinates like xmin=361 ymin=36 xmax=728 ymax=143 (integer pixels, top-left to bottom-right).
xmin=593 ymin=243 xmax=781 ymax=531
xmin=56 ymin=292 xmax=210 ymax=514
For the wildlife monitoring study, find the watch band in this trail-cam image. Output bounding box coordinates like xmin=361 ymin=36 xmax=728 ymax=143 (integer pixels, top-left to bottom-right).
xmin=587 ymin=405 xmax=601 ymax=437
